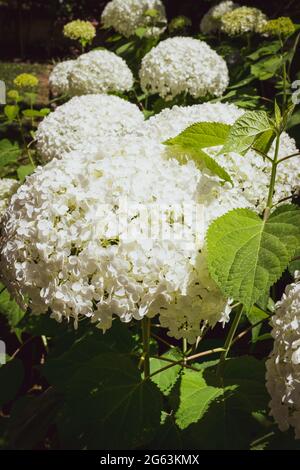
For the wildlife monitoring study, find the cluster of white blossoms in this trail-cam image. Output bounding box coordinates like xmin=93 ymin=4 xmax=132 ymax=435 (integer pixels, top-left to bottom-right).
xmin=220 ymin=6 xmax=267 ymax=36
xmin=140 ymin=102 xmax=300 ymax=210
xmin=266 ymin=276 xmax=300 ymax=439
xmin=35 ymin=94 xmax=144 ymax=162
xmin=48 ymin=50 xmax=133 ymax=96
xmin=101 ymin=0 xmax=167 ymax=38
xmin=0 ymin=178 xmax=19 ymax=217
xmin=139 ymin=37 xmax=229 ymax=100
xmin=0 ymin=136 xmax=253 ymax=343
xmin=49 ymin=60 xmax=76 ymax=95
xmin=200 ymin=1 xmax=239 ymax=35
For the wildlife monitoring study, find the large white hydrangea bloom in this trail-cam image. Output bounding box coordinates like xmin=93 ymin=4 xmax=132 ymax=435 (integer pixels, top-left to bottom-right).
xmin=139 ymin=37 xmax=229 ymax=101
xmin=0 ymin=178 xmax=19 ymax=217
xmin=0 ymin=136 xmax=251 ymax=343
xmin=49 ymin=60 xmax=76 ymax=95
xmin=48 ymin=50 xmax=133 ymax=97
xmin=101 ymin=0 xmax=167 ymax=38
xmin=35 ymin=94 xmax=144 ymax=162
xmin=266 ymin=276 xmax=300 ymax=439
xmin=140 ymin=102 xmax=300 ymax=210
xmin=67 ymin=50 xmax=134 ymax=95
xmin=220 ymin=6 xmax=267 ymax=36
xmin=200 ymin=1 xmax=239 ymax=34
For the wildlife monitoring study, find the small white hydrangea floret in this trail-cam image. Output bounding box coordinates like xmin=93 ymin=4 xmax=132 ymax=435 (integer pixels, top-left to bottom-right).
xmin=200 ymin=1 xmax=239 ymax=34
xmin=0 ymin=178 xmax=19 ymax=216
xmin=35 ymin=94 xmax=145 ymax=162
xmin=101 ymin=0 xmax=167 ymax=38
xmin=139 ymin=37 xmax=229 ymax=100
xmin=266 ymin=277 xmax=300 ymax=439
xmin=0 ymin=136 xmax=252 ymax=343
xmin=140 ymin=102 xmax=299 ymax=210
xmin=49 ymin=60 xmax=76 ymax=95
xmin=67 ymin=49 xmax=134 ymax=95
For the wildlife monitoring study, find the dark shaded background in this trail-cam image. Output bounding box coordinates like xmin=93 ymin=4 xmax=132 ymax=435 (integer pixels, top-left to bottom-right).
xmin=0 ymin=0 xmax=300 ymax=60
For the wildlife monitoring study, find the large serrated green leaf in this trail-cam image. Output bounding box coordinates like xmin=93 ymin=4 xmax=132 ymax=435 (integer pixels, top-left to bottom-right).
xmin=150 ymin=348 xmax=182 ymax=396
xmin=164 ymin=122 xmax=233 ymax=183
xmin=164 ymin=122 xmax=231 ymax=148
xmin=175 ymin=367 xmax=223 ymax=430
xmin=206 ymin=205 xmax=300 ymax=310
xmin=221 ymin=111 xmax=273 ymax=155
xmin=182 ymin=356 xmax=269 ymax=450
xmin=42 ymin=326 xmax=162 ymax=450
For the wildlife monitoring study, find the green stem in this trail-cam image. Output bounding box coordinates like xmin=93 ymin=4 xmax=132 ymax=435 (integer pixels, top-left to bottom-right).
xmin=277 ymin=152 xmax=300 ymax=164
xmin=218 ymin=306 xmax=244 ymax=374
xmin=141 ymin=317 xmax=151 ymax=379
xmin=17 ymin=115 xmax=36 ymax=168
xmin=282 ymin=60 xmax=288 ymax=111
xmin=264 ymin=132 xmax=281 ymax=220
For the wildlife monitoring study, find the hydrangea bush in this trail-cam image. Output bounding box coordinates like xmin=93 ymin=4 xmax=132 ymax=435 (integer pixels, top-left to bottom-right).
xmin=49 ymin=50 xmax=134 ymax=97
xmin=101 ymin=0 xmax=167 ymax=38
xmin=139 ymin=37 xmax=229 ymax=100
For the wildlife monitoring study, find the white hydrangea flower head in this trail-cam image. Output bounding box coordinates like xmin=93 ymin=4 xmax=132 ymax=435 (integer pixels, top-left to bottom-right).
xmin=220 ymin=6 xmax=267 ymax=36
xmin=49 ymin=60 xmax=76 ymax=95
xmin=101 ymin=0 xmax=167 ymax=38
xmin=67 ymin=50 xmax=134 ymax=96
xmin=0 ymin=136 xmax=252 ymax=343
xmin=140 ymin=102 xmax=300 ymax=210
xmin=35 ymin=94 xmax=144 ymax=162
xmin=200 ymin=1 xmax=240 ymax=34
xmin=139 ymin=37 xmax=229 ymax=101
xmin=0 ymin=178 xmax=19 ymax=217
xmin=266 ymin=277 xmax=300 ymax=439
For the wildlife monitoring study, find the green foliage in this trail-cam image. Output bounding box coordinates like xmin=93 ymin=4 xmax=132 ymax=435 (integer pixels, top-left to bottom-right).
xmin=221 ymin=110 xmax=274 ymax=155
xmin=175 ymin=365 xmax=223 ymax=430
xmin=150 ymin=349 xmax=183 ymax=396
xmin=0 ymin=139 xmax=21 ymax=167
xmin=207 ymin=205 xmax=300 ymax=310
xmin=0 ymin=359 xmax=24 ymax=408
xmin=164 ymin=122 xmax=233 ymax=183
xmin=17 ymin=164 xmax=35 ymax=182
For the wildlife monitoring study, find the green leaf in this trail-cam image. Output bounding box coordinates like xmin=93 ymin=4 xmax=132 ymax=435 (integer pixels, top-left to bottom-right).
xmin=164 ymin=122 xmax=233 ymax=183
xmin=251 ymin=56 xmax=283 ymax=80
xmin=175 ymin=366 xmax=223 ymax=430
xmin=41 ymin=324 xmax=162 ymax=449
xmin=116 ymin=41 xmax=135 ymax=55
xmin=0 ymin=284 xmax=25 ymax=330
xmin=144 ymin=8 xmax=159 ymax=17
xmin=274 ymin=100 xmax=282 ymax=128
xmin=164 ymin=122 xmax=231 ymax=149
xmin=150 ymin=349 xmax=182 ymax=396
xmin=0 ymin=139 xmax=21 ymax=167
xmin=22 ymin=108 xmax=50 ymax=118
xmin=135 ymin=27 xmax=147 ymax=38
xmin=248 ymin=41 xmax=281 ymax=61
xmin=289 ymin=247 xmax=300 ymax=276
xmin=221 ymin=111 xmax=273 ymax=156
xmin=0 ymin=359 xmax=24 ymax=407
xmin=17 ymin=164 xmax=34 ymax=182
xmin=7 ymin=389 xmax=64 ymax=450
xmin=207 ymin=205 xmax=300 ymax=310
xmin=182 ymin=356 xmax=269 ymax=450
xmin=252 ymin=129 xmax=276 ymax=155
xmin=246 ymin=305 xmax=270 ymax=342
xmin=4 ymin=104 xmax=19 ymax=122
